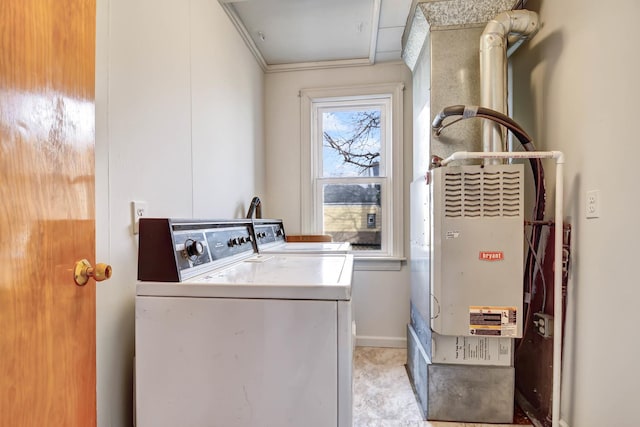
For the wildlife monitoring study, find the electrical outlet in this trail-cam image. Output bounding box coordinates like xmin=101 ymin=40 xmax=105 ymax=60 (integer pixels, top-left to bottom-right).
xmin=533 ymin=312 xmax=554 ymax=338
xmin=132 ymin=201 xmax=148 ymax=235
xmin=586 ymin=190 xmax=600 ymax=219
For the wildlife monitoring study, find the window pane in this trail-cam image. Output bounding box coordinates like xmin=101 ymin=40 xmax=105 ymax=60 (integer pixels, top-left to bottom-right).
xmin=322 ymin=109 xmax=381 ymax=178
xmin=322 ymin=183 xmax=381 ymax=250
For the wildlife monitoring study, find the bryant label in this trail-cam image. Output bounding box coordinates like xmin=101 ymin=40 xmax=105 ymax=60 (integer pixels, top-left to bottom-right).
xmin=469 ymin=306 xmax=517 ymax=337
xmin=479 ymin=251 xmax=504 ymax=261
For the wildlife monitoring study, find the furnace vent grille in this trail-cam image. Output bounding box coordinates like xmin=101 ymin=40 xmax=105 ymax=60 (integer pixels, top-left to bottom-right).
xmin=443 ymin=169 xmax=522 ymax=218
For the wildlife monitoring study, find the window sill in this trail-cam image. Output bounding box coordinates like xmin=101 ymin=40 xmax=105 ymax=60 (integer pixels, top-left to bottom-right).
xmin=353 ymin=256 xmax=406 ymax=271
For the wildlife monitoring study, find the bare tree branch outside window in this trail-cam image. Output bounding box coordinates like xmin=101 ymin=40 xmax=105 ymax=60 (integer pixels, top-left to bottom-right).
xmin=322 ymin=110 xmax=381 ymax=176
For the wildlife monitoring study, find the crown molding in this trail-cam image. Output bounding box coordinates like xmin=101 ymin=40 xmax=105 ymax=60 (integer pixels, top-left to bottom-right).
xmin=219 ymin=1 xmax=268 ymax=72
xmin=220 ymin=0 xmax=386 ymax=74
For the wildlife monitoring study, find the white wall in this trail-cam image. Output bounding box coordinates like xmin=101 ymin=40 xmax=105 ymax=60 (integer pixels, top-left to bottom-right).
xmin=264 ymin=63 xmax=413 ymax=346
xmin=95 ymin=0 xmax=264 ymax=425
xmin=511 ymin=1 xmax=640 ymax=426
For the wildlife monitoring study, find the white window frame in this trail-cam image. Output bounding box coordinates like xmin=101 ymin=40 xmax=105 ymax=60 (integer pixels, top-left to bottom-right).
xmin=300 ymin=83 xmax=404 ymax=262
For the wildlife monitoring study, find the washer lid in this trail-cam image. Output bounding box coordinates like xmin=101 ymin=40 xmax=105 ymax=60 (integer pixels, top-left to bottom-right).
xmin=136 ymin=253 xmax=353 ymax=300
xmin=260 ymin=241 xmax=351 ymax=254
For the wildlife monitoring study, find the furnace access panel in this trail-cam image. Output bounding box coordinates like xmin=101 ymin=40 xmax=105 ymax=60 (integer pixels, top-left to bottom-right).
xmin=430 ymin=164 xmax=524 ymax=338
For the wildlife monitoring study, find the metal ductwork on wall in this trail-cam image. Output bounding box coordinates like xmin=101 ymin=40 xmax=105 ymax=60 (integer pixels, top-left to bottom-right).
xmin=403 ymin=1 xmax=540 ymax=424
xmin=480 ymin=10 xmax=539 ymax=162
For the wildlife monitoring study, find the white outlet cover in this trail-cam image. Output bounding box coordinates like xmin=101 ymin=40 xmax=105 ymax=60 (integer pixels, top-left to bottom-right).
xmin=132 ymin=201 xmax=148 ymax=234
xmin=586 ymin=190 xmax=600 ymax=219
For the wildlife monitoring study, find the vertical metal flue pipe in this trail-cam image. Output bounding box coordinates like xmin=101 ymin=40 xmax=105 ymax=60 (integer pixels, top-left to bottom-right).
xmin=480 ymin=10 xmax=539 ymax=164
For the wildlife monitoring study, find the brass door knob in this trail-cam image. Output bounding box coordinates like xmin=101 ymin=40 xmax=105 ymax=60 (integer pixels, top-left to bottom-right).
xmin=74 ymin=259 xmax=113 ymax=286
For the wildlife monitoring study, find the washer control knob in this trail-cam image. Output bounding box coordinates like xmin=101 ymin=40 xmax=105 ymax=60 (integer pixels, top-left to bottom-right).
xmin=185 ymin=239 xmax=204 ymax=257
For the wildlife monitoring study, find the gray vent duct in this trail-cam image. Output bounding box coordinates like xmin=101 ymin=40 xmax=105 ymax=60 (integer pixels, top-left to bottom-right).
xmin=480 ymin=10 xmax=539 ymax=163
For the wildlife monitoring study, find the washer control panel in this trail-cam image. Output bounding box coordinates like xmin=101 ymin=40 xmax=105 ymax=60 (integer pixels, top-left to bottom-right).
xmin=137 ymin=218 xmax=257 ymax=282
xmin=173 ymin=223 xmax=255 ymax=279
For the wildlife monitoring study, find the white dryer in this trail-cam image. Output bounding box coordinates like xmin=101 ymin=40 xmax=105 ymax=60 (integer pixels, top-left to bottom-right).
xmin=135 ymin=218 xmax=354 ymax=427
xmin=253 ymin=218 xmax=351 ymax=254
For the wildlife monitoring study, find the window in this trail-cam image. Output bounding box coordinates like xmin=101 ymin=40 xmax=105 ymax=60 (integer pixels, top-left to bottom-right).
xmin=301 ymin=83 xmax=404 ymax=259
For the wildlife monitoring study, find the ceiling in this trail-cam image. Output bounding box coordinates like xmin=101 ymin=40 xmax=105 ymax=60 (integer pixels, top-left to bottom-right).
xmin=219 ymin=0 xmax=414 ymax=72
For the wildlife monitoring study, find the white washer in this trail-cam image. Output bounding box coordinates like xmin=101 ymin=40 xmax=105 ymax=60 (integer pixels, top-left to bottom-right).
xmin=135 ymin=219 xmax=354 ymax=427
xmin=254 ymin=219 xmax=351 ymax=254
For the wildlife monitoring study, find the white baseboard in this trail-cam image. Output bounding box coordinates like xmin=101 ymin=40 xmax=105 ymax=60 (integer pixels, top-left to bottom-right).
xmin=356 ymin=335 xmax=407 ymax=348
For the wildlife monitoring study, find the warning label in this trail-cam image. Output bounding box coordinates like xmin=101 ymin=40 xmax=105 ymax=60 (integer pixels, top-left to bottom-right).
xmin=445 ymin=230 xmax=460 ymax=239
xmin=469 ymin=306 xmax=517 ymax=337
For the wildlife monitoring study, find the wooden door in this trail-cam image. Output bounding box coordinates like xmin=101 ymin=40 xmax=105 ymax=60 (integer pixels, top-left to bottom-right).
xmin=0 ymin=0 xmax=97 ymax=425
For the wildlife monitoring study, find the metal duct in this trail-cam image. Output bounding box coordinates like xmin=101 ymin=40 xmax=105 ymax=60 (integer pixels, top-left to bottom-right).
xmin=480 ymin=10 xmax=539 ymax=164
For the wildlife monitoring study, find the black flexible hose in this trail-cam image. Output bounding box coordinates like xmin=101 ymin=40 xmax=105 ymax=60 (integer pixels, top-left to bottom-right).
xmin=432 ymin=105 xmax=532 ymax=147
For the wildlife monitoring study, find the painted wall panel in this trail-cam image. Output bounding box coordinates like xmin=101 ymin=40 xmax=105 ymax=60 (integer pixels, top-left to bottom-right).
xmin=190 ymin=0 xmax=265 ymax=218
xmin=95 ymin=1 xmax=265 ymax=425
xmin=512 ymin=1 xmax=640 ymax=425
xmin=265 ymin=63 xmax=413 ymax=345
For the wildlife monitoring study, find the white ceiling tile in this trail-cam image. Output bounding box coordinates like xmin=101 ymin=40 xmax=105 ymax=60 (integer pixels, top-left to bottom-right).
xmin=376 ymin=27 xmax=404 ymax=52
xmin=226 ymin=0 xmax=412 ymax=66
xmin=379 ymin=0 xmax=413 ymax=28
